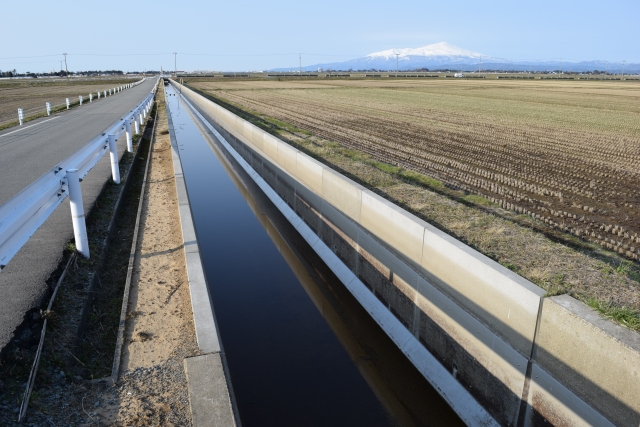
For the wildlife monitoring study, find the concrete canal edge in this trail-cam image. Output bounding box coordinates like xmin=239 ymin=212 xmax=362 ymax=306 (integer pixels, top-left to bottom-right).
xmin=165 ymin=85 xmax=239 ymax=427
xmin=174 ymin=80 xmax=640 ymax=427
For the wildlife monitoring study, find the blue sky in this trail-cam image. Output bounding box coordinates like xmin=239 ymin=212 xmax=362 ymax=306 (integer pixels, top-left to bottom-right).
xmin=1 ymin=0 xmax=638 ymax=73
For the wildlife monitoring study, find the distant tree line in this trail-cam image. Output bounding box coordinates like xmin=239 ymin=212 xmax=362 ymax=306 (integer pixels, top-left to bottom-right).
xmin=0 ymin=69 xmax=128 ymax=78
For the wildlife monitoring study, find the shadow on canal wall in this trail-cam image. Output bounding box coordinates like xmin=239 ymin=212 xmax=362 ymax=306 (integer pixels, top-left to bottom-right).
xmin=173 ymin=81 xmax=640 ymax=427
xmin=210 ymin=137 xmax=464 ymax=426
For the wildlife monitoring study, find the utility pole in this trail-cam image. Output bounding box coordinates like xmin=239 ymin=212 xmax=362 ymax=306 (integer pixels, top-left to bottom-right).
xmin=63 ymin=53 xmax=69 ymax=79
xmin=558 ymin=58 xmax=562 ymax=79
xmin=479 ymin=56 xmax=482 ymax=73
xmin=173 ymin=52 xmax=177 ymax=77
xmin=299 ymin=53 xmax=302 ymax=75
xmin=622 ymin=60 xmax=626 ymax=79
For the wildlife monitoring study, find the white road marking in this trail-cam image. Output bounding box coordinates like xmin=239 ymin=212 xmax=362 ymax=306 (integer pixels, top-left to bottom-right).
xmin=0 ymin=117 xmax=60 ymax=139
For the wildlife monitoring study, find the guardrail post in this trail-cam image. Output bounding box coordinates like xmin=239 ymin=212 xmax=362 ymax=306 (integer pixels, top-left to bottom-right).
xmin=79 ymin=95 xmax=83 ymax=105
xmin=66 ymin=98 xmax=70 ymax=109
xmin=138 ymin=108 xmax=144 ymax=126
xmin=67 ymin=169 xmax=90 ymax=258
xmin=134 ymin=113 xmax=140 ymax=135
xmin=108 ymin=134 xmax=121 ymax=184
xmin=97 ymin=91 xmax=100 ymax=99
xmin=46 ymin=102 xmax=51 ymax=116
xmin=89 ymin=93 xmax=92 ymax=103
xmin=125 ymin=120 xmax=133 ymax=152
xmin=104 ymin=90 xmax=106 ymax=98
xmin=18 ymin=109 xmax=24 ymax=126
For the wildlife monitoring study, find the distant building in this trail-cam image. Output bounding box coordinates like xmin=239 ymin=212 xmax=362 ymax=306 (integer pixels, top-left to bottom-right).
xmin=454 ymin=72 xmax=464 ymax=78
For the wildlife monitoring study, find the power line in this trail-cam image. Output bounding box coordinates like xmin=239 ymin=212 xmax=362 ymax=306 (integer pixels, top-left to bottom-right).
xmin=72 ymin=53 xmax=171 ymax=56
xmin=0 ymin=54 xmax=61 ymax=60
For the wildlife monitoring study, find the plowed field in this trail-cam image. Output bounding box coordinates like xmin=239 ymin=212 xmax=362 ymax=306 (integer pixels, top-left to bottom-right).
xmin=190 ymin=78 xmax=640 ymax=261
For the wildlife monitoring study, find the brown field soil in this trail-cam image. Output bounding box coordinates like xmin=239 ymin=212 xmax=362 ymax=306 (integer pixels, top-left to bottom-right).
xmin=189 ymin=78 xmax=640 ymax=263
xmin=0 ymin=79 xmax=140 ymax=128
xmin=187 ymin=78 xmax=640 ymax=330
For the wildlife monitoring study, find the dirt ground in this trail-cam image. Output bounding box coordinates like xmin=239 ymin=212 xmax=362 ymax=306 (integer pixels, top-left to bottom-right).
xmin=96 ymin=83 xmax=198 ymax=426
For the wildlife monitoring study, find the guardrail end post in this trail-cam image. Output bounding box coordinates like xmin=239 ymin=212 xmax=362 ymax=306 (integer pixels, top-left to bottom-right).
xmin=67 ymin=169 xmax=90 ymax=258
xmin=46 ymin=102 xmax=51 ymax=116
xmin=108 ymin=134 xmax=121 ymax=184
xmin=18 ymin=108 xmax=24 ymax=126
xmin=66 ymin=98 xmax=70 ymax=109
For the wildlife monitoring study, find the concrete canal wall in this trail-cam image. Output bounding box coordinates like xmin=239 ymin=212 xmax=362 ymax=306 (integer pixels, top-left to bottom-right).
xmin=174 ymin=81 xmax=640 ymax=427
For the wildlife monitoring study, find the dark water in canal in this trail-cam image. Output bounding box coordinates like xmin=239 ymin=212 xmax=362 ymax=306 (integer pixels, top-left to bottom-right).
xmin=165 ymin=85 xmax=463 ymax=427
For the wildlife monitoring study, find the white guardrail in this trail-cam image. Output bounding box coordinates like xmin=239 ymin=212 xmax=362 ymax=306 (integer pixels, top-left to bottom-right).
xmin=0 ymin=79 xmax=157 ymax=270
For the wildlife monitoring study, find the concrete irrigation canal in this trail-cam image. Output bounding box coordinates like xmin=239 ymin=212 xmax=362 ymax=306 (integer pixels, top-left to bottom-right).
xmin=165 ymin=83 xmax=463 ymax=426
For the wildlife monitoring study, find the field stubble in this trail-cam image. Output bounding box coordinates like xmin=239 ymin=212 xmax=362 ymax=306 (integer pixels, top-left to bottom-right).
xmin=188 ymin=78 xmax=640 ymax=328
xmin=191 ymin=79 xmax=640 ymax=262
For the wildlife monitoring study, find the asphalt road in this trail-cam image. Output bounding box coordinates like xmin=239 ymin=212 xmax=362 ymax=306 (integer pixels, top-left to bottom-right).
xmin=0 ymin=78 xmax=157 ymax=352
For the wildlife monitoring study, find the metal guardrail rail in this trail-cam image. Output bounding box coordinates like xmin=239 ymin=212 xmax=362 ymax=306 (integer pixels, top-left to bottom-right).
xmin=0 ymin=79 xmax=158 ymax=270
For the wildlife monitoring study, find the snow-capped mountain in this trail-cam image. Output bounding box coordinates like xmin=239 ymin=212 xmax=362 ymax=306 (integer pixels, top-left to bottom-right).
xmin=365 ymin=42 xmax=497 ymax=62
xmin=272 ymin=42 xmax=639 ymax=73
xmin=273 ymin=42 xmax=503 ymax=72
